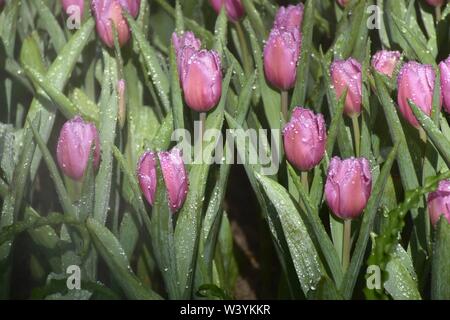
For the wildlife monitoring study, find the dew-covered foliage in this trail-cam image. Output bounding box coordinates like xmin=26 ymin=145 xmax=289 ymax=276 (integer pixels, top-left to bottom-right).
xmin=1 ymin=0 xmax=450 ymax=300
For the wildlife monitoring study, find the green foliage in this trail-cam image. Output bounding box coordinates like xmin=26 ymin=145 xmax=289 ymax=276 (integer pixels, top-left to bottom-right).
xmin=1 ymin=0 xmax=450 ymax=301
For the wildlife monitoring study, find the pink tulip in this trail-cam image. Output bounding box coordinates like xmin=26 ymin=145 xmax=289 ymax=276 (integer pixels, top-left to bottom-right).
xmin=427 ymin=180 xmax=450 ymax=227
xmin=283 ymin=107 xmax=327 ymax=171
xmin=371 ymin=50 xmax=401 ymax=78
xmin=172 ymin=32 xmax=202 ymax=80
xmin=336 ymin=0 xmax=350 ymax=7
xmin=425 ymin=0 xmax=444 ymax=6
xmin=274 ymin=4 xmax=304 ymax=30
xmin=172 ymin=31 xmax=201 ymax=55
xmin=397 ymin=61 xmax=440 ymax=128
xmin=330 ymin=58 xmax=363 ymax=117
xmin=92 ymin=0 xmax=131 ymax=48
xmin=180 ymin=49 xmax=222 ymax=112
xmin=439 ymin=56 xmax=450 ymax=113
xmin=137 ymin=148 xmax=189 ymax=212
xmin=61 ymin=0 xmax=84 ymax=17
xmin=118 ymin=0 xmax=140 ymax=18
xmin=325 ymin=157 xmax=372 ymax=220
xmin=56 ymin=116 xmax=101 ymax=181
xmin=264 ymin=27 xmax=302 ymax=91
xmin=209 ymin=0 xmax=245 ymax=22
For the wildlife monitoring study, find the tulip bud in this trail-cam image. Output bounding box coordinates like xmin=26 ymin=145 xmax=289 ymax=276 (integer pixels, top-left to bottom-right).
xmin=426 ymin=0 xmax=444 ymax=6
xmin=172 ymin=31 xmax=202 ymax=80
xmin=264 ymin=27 xmax=302 ymax=91
xmin=325 ymin=157 xmax=372 ymax=220
xmin=118 ymin=0 xmax=140 ymax=18
xmin=283 ymin=107 xmax=327 ymax=171
xmin=397 ymin=61 xmax=440 ymax=128
xmin=427 ymin=180 xmax=450 ymax=227
xmin=371 ymin=50 xmax=401 ymax=78
xmin=209 ymin=0 xmax=245 ymax=22
xmin=181 ymin=49 xmax=222 ymax=112
xmin=56 ymin=116 xmax=101 ymax=181
xmin=439 ymin=56 xmax=450 ymax=113
xmin=336 ymin=0 xmax=350 ymax=7
xmin=62 ymin=0 xmax=84 ymax=18
xmin=137 ymin=148 xmax=189 ymax=212
xmin=92 ymin=0 xmax=130 ymax=48
xmin=172 ymin=31 xmax=201 ymax=55
xmin=274 ymin=4 xmax=304 ymax=30
xmin=330 ymin=58 xmax=363 ymax=117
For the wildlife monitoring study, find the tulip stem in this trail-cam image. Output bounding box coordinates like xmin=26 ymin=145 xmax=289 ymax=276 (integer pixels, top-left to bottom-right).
xmin=301 ymin=171 xmax=309 ymax=194
xmin=436 ymin=6 xmax=442 ymax=22
xmin=235 ymin=22 xmax=252 ymax=75
xmin=200 ymin=112 xmax=206 ymax=140
xmin=343 ymin=219 xmax=352 ymax=271
xmin=281 ymin=91 xmax=289 ymax=121
xmin=351 ymin=116 xmax=361 ymax=157
xmin=419 ymin=128 xmax=428 ymax=171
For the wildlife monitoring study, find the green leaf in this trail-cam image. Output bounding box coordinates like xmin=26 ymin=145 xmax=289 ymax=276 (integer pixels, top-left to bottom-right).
xmin=409 ymin=100 xmax=450 ymax=167
xmin=86 ymin=218 xmax=162 ymax=300
xmin=94 ymin=51 xmax=119 ymax=225
xmin=244 ymin=19 xmax=280 ymax=130
xmin=35 ymin=0 xmax=66 ymax=53
xmin=287 ymin=164 xmax=343 ymax=286
xmin=22 ymin=64 xmax=88 ymax=121
xmin=169 ymin=43 xmax=184 ymax=131
xmin=391 ymin=15 xmax=435 ymax=65
xmin=374 ymin=72 xmax=421 ymax=210
xmin=431 ymin=217 xmax=450 ymax=299
xmin=291 ymin=0 xmax=314 ymax=108
xmin=125 ymin=12 xmax=170 ymax=112
xmin=213 ymin=8 xmax=228 ymax=56
xmin=385 ymin=245 xmax=421 ymax=300
xmin=255 ymin=172 xmax=325 ymax=296
xmin=308 ymin=277 xmax=343 ymax=300
xmin=241 ymin=0 xmax=266 ymax=41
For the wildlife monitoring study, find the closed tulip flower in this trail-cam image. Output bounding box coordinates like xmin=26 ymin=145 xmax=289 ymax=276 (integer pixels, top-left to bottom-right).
xmin=62 ymin=0 xmax=84 ymax=17
xmin=397 ymin=61 xmax=440 ymax=128
xmin=92 ymin=0 xmax=130 ymax=48
xmin=371 ymin=50 xmax=401 ymax=78
xmin=172 ymin=31 xmax=201 ymax=55
xmin=274 ymin=4 xmax=304 ymax=30
xmin=337 ymin=0 xmax=350 ymax=7
xmin=209 ymin=0 xmax=245 ymax=22
xmin=283 ymin=107 xmax=327 ymax=171
xmin=427 ymin=180 xmax=450 ymax=227
xmin=426 ymin=0 xmax=444 ymax=6
xmin=264 ymin=27 xmax=302 ymax=91
xmin=172 ymin=31 xmax=202 ymax=80
xmin=325 ymin=157 xmax=372 ymax=220
xmin=118 ymin=0 xmax=140 ymax=18
xmin=56 ymin=116 xmax=101 ymax=181
xmin=330 ymin=58 xmax=362 ymax=117
xmin=439 ymin=56 xmax=450 ymax=113
xmin=180 ymin=49 xmax=222 ymax=112
xmin=137 ymin=148 xmax=189 ymax=212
